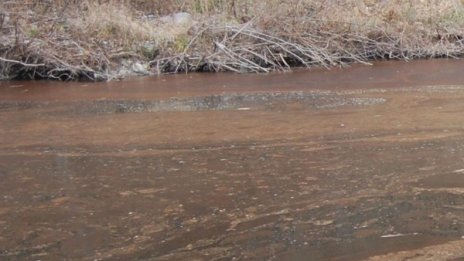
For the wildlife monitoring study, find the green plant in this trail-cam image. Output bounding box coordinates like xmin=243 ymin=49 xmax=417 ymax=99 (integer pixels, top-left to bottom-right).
xmin=173 ymin=36 xmax=189 ymax=52
xmin=27 ymin=25 xmax=40 ymax=38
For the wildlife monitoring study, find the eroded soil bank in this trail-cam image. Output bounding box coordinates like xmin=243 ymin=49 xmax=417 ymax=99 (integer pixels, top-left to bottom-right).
xmin=2 ymin=60 xmax=464 ymax=260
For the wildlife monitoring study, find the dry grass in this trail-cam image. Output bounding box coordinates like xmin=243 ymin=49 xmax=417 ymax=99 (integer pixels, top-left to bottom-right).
xmin=1 ymin=0 xmax=464 ymax=80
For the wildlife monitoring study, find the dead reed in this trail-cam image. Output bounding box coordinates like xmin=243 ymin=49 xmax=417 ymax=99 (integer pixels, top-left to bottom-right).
xmin=1 ymin=0 xmax=463 ymax=80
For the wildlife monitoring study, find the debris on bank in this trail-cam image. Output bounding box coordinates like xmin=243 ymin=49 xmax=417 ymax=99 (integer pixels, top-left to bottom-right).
xmin=1 ymin=1 xmax=464 ymax=81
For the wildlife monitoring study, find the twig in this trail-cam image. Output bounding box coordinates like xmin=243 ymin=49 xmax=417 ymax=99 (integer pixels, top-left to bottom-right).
xmin=0 ymin=57 xmax=44 ymax=67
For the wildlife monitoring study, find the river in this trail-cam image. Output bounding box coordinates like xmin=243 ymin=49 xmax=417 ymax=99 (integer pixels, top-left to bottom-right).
xmin=1 ymin=59 xmax=464 ymax=260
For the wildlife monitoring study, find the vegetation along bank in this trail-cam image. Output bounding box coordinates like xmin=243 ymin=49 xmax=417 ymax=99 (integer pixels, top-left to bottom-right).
xmin=1 ymin=0 xmax=464 ymax=81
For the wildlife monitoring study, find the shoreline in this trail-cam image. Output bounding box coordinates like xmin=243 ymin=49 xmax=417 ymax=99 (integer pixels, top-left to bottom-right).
xmin=1 ymin=1 xmax=464 ymax=81
xmin=2 ymin=59 xmax=464 ymax=93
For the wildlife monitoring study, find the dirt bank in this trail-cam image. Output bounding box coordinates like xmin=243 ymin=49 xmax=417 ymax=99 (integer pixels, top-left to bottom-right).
xmin=1 ymin=0 xmax=464 ymax=81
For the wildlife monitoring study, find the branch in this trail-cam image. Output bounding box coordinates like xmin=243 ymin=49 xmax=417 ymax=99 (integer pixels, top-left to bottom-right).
xmin=0 ymin=57 xmax=45 ymax=67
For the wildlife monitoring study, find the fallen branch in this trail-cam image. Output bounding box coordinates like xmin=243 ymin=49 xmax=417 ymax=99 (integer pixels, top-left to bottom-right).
xmin=0 ymin=57 xmax=45 ymax=67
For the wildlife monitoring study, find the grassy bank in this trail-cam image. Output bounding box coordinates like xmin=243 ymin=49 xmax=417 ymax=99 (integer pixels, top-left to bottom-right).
xmin=1 ymin=0 xmax=464 ymax=80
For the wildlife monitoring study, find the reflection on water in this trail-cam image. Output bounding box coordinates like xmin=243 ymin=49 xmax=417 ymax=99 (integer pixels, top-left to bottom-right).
xmin=2 ymin=60 xmax=464 ymax=260
xmin=0 ymin=91 xmax=386 ymax=114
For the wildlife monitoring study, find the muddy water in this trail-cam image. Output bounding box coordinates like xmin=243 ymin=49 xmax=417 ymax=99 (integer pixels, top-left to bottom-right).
xmin=2 ymin=60 xmax=464 ymax=260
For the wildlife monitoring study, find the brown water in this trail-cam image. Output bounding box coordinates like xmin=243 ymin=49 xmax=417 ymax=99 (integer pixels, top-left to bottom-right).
xmin=2 ymin=59 xmax=464 ymax=260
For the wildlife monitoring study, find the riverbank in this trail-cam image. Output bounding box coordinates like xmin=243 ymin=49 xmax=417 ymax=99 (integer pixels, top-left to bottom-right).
xmin=1 ymin=0 xmax=463 ymax=81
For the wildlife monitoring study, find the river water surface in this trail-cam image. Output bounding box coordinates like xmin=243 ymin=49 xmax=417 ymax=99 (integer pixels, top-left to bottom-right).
xmin=2 ymin=60 xmax=464 ymax=260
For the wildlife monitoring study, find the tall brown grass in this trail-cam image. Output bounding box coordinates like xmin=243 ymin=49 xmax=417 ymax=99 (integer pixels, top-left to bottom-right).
xmin=1 ymin=0 xmax=463 ymax=80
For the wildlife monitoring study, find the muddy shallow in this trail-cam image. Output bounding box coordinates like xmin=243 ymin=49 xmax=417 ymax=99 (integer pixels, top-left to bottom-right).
xmin=2 ymin=60 xmax=464 ymax=260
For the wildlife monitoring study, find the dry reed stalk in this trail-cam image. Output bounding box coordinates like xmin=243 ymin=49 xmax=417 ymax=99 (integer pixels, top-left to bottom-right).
xmin=1 ymin=0 xmax=463 ymax=80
